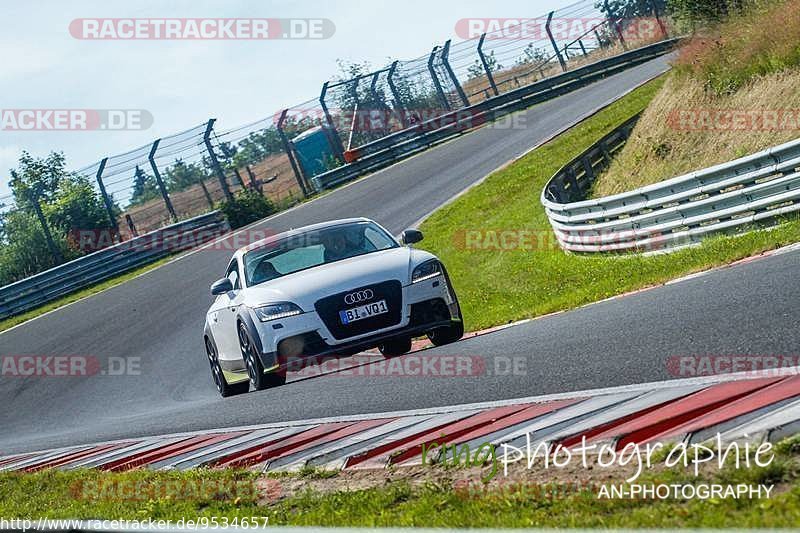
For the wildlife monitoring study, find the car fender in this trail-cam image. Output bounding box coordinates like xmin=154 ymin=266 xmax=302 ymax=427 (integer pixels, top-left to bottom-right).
xmin=236 ymin=308 xmax=279 ymax=370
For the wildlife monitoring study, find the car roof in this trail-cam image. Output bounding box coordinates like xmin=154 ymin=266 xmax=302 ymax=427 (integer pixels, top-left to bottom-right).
xmin=233 ymin=217 xmax=376 ymax=258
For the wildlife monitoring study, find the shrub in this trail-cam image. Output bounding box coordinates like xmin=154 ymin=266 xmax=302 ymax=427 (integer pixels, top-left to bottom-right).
xmin=218 ymin=189 xmax=276 ymax=229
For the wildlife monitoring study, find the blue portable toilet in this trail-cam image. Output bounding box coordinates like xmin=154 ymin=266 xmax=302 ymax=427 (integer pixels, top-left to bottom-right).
xmin=291 ymin=127 xmax=335 ymax=182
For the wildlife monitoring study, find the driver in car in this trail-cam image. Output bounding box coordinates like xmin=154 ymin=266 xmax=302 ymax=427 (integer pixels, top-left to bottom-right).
xmin=321 ymin=229 xmax=353 ymax=262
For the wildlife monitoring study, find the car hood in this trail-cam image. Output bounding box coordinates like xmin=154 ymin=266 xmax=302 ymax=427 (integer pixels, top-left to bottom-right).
xmin=241 ymin=247 xmax=435 ymax=311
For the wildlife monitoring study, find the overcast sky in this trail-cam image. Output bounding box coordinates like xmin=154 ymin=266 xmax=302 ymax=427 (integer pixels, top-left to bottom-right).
xmin=0 ymin=0 xmax=576 ymax=197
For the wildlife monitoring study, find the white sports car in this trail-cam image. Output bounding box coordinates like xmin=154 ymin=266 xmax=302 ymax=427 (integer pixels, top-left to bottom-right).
xmin=203 ymin=218 xmax=463 ymax=397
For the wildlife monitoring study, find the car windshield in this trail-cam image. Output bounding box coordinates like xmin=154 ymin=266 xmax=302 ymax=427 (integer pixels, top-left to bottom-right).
xmin=243 ymin=221 xmax=398 ymax=286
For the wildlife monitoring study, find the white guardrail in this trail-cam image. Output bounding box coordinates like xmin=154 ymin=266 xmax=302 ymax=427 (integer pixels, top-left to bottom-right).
xmin=541 ymin=116 xmax=800 ymax=253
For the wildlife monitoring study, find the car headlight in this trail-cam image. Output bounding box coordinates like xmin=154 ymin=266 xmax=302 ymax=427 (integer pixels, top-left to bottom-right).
xmin=253 ymin=302 xmax=303 ymax=322
xmin=412 ymin=259 xmax=443 ymax=284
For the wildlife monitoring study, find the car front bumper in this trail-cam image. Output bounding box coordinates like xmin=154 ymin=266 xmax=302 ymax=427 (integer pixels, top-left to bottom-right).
xmin=251 ymin=274 xmax=459 ymax=371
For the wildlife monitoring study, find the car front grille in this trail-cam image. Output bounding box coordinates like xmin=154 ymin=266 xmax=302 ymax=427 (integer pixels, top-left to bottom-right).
xmin=314 ymin=280 xmax=403 ymax=340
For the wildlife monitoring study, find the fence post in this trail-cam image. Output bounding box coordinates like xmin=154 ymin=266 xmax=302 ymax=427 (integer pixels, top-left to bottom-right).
xmin=27 ymin=186 xmax=63 ymax=264
xmin=650 ymin=0 xmax=668 ymax=38
xmin=578 ymin=40 xmax=588 ymax=57
xmin=427 ymin=45 xmax=451 ymax=111
xmin=147 ymin=139 xmax=177 ymax=222
xmin=477 ymin=33 xmax=499 ymax=97
xmin=546 ymin=12 xmax=567 ymax=72
xmin=386 ymin=61 xmax=404 ymax=112
xmin=604 ymin=0 xmax=627 ymax=50
xmin=95 ymin=157 xmax=120 ymax=241
xmin=441 ymin=40 xmax=469 ymax=107
xmin=203 ymin=119 xmax=234 ymax=202
xmin=233 ymin=168 xmax=246 ymax=189
xmin=277 ymin=109 xmax=310 ymax=197
xmin=319 ymin=82 xmax=346 ymax=162
xmin=198 ymin=180 xmax=214 ymax=208
xmin=369 ymin=71 xmax=393 ymax=114
xmin=245 ymin=165 xmax=261 ymax=193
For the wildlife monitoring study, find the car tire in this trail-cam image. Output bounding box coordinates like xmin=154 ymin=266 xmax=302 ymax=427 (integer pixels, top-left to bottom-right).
xmin=379 ymin=336 xmax=413 ymax=357
xmin=206 ymin=337 xmax=249 ymax=397
xmin=239 ymin=322 xmax=286 ymax=390
xmin=427 ymin=319 xmax=464 ymax=346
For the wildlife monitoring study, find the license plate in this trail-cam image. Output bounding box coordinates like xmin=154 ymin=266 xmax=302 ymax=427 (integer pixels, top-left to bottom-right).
xmin=339 ymin=299 xmax=388 ymax=324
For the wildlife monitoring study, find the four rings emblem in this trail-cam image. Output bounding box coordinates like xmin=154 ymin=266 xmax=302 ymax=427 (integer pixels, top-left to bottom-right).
xmin=344 ymin=289 xmax=374 ymax=305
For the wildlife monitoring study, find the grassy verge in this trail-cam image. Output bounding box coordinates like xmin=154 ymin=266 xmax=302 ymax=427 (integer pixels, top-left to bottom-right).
xmin=417 ymin=77 xmax=800 ymax=331
xmin=1 ymin=438 xmax=798 ymax=527
xmin=0 ymin=255 xmax=175 ymax=333
xmin=592 ymin=0 xmax=800 ymax=196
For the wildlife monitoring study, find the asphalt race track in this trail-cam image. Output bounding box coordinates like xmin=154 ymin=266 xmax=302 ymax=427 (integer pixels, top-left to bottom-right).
xmin=10 ymin=54 xmax=792 ymax=455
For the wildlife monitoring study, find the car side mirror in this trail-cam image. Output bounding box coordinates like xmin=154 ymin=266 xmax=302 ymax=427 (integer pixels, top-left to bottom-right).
xmin=401 ymin=229 xmax=423 ymax=245
xmin=210 ymin=278 xmax=233 ymax=296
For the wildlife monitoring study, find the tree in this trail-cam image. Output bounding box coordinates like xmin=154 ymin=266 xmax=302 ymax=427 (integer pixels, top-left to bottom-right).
xmin=0 ymin=151 xmax=107 ymax=284
xmin=129 ymin=166 xmax=161 ymax=206
xmin=667 ymin=0 xmax=747 ymax=23
xmin=468 ymin=50 xmax=503 ymax=79
xmin=44 ymin=174 xmax=109 ymax=233
xmin=163 ymin=159 xmax=208 ymax=191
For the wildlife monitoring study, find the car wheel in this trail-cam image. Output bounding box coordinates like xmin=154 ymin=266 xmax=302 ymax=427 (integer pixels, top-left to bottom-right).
xmin=239 ymin=322 xmax=286 ymax=390
xmin=428 ymin=320 xmax=464 ymax=346
xmin=206 ymin=338 xmax=249 ymax=397
xmin=379 ymin=336 xmax=413 ymax=357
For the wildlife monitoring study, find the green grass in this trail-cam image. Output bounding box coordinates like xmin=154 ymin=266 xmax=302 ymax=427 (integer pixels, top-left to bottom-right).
xmin=0 ymin=255 xmax=175 ymax=333
xmin=673 ymin=0 xmax=800 ymax=96
xmin=417 ymin=77 xmax=800 ymax=331
xmin=1 ymin=438 xmax=798 ymax=527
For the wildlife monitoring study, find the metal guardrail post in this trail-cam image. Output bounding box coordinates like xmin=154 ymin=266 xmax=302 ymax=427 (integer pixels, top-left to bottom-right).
xmin=277 ymin=109 xmax=310 ymax=197
xmin=147 ymin=139 xmax=178 ymax=222
xmin=95 ymin=157 xmax=120 ymax=241
xmin=319 ymin=81 xmax=346 ymax=162
xmin=477 ymin=33 xmax=499 ymax=97
xmin=441 ymin=39 xmax=470 ymax=107
xmin=546 ymin=12 xmax=567 ymax=72
xmin=386 ymin=61 xmax=404 ymax=112
xmin=203 ymin=119 xmax=234 ymax=202
xmin=27 ymin=186 xmax=63 ymax=264
xmin=427 ymin=45 xmax=451 ymax=111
